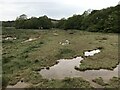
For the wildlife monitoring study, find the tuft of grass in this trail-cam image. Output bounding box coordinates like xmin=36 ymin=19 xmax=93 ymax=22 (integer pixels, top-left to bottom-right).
xmin=2 ymin=55 xmax=15 ymax=64
xmin=101 ymin=37 xmax=107 ymax=40
xmin=105 ymin=77 xmax=120 ymax=88
xmin=22 ymin=42 xmax=43 ymax=54
xmin=8 ymin=74 xmax=21 ymax=85
xmin=31 ymin=67 xmax=41 ymax=71
xmin=74 ymin=66 xmax=81 ymax=71
xmin=92 ymin=77 xmax=107 ymax=86
xmin=2 ymin=75 xmax=9 ymax=89
xmin=2 ymin=28 xmax=118 ymax=88
xmin=46 ymin=67 xmax=50 ymax=70
xmin=60 ymin=48 xmax=74 ymax=54
xmin=55 ymin=48 xmax=75 ymax=59
xmin=96 ymin=37 xmax=108 ymax=40
xmin=96 ymin=46 xmax=104 ymax=50
xmin=62 ymin=77 xmax=92 ymax=88
xmin=92 ymin=77 xmax=120 ymax=88
xmin=34 ymin=77 xmax=92 ymax=88
xmin=2 ymin=40 xmax=13 ymax=43
xmin=39 ymin=41 xmax=44 ymax=44
xmin=34 ymin=59 xmax=39 ymax=63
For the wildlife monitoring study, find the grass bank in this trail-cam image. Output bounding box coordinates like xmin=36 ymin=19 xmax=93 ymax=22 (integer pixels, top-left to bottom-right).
xmin=2 ymin=28 xmax=118 ymax=88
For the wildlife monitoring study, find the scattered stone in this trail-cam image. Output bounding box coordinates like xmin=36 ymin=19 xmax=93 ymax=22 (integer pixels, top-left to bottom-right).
xmin=4 ymin=37 xmax=16 ymax=40
xmin=21 ymin=37 xmax=39 ymax=43
xmin=53 ymin=33 xmax=59 ymax=36
xmin=59 ymin=39 xmax=70 ymax=45
xmin=62 ymin=43 xmax=66 ymax=45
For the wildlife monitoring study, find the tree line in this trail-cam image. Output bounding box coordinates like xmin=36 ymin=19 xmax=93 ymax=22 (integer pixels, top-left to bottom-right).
xmin=15 ymin=15 xmax=52 ymax=29
xmin=56 ymin=5 xmax=120 ymax=33
xmin=2 ymin=15 xmax=53 ymax=29
xmin=2 ymin=5 xmax=120 ymax=33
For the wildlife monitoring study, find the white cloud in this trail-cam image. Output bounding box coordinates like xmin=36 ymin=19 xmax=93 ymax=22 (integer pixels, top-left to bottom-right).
xmin=0 ymin=0 xmax=119 ymax=21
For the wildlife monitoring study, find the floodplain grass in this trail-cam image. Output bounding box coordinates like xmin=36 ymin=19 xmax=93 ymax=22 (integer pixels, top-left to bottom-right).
xmin=92 ymin=77 xmax=107 ymax=86
xmin=92 ymin=77 xmax=120 ymax=88
xmin=2 ymin=28 xmax=119 ymax=88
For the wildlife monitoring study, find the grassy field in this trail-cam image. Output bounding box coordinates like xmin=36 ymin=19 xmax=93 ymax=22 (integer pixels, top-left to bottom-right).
xmin=2 ymin=27 xmax=119 ymax=88
xmin=92 ymin=77 xmax=120 ymax=88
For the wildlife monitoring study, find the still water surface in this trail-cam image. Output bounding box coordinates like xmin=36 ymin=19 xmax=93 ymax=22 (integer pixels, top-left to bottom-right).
xmin=39 ymin=49 xmax=119 ymax=82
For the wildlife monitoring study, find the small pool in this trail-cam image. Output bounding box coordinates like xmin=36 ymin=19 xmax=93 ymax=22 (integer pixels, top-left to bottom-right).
xmin=39 ymin=49 xmax=119 ymax=83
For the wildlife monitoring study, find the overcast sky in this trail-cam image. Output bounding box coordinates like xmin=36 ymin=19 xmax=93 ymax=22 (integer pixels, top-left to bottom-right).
xmin=0 ymin=0 xmax=119 ymax=21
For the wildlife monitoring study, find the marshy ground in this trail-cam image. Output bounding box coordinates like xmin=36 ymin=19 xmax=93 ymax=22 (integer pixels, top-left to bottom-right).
xmin=2 ymin=27 xmax=119 ymax=88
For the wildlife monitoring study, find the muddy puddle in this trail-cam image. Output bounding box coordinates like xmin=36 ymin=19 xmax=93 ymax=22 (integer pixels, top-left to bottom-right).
xmin=39 ymin=49 xmax=119 ymax=83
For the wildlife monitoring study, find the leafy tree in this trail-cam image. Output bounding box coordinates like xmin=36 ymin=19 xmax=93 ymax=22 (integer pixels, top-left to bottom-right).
xmin=2 ymin=21 xmax=15 ymax=27
xmin=64 ymin=15 xmax=82 ymax=30
xmin=15 ymin=14 xmax=27 ymax=29
xmin=56 ymin=18 xmax=66 ymax=29
xmin=4 ymin=5 xmax=120 ymax=33
xmin=15 ymin=15 xmax=52 ymax=29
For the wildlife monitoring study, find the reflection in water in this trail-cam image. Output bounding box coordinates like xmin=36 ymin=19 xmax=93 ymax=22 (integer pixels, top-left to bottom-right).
xmin=84 ymin=49 xmax=100 ymax=56
xmin=39 ymin=49 xmax=119 ymax=83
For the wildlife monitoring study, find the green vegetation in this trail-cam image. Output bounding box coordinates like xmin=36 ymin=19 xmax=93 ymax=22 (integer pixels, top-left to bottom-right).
xmin=15 ymin=15 xmax=52 ymax=29
xmin=2 ymin=5 xmax=120 ymax=33
xmin=2 ymin=3 xmax=119 ymax=89
xmin=92 ymin=77 xmax=120 ymax=88
xmin=57 ymin=5 xmax=120 ymax=33
xmin=92 ymin=77 xmax=107 ymax=86
xmin=2 ymin=76 xmax=9 ymax=88
xmin=2 ymin=27 xmax=118 ymax=88
xmin=30 ymin=77 xmax=92 ymax=88
xmin=105 ymin=77 xmax=120 ymax=88
xmin=61 ymin=77 xmax=92 ymax=88
xmin=55 ymin=48 xmax=75 ymax=59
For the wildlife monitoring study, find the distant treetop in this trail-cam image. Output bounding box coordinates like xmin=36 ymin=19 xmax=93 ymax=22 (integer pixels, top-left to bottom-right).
xmin=16 ymin=14 xmax=27 ymax=20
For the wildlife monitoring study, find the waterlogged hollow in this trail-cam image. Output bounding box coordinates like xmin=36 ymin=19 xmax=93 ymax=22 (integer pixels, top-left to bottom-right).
xmin=39 ymin=49 xmax=119 ymax=82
